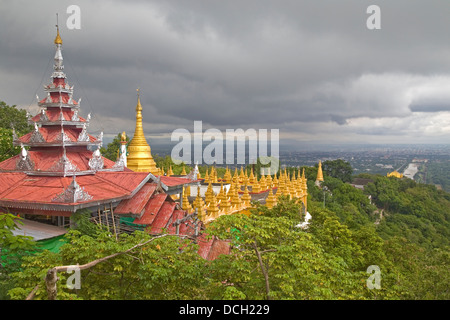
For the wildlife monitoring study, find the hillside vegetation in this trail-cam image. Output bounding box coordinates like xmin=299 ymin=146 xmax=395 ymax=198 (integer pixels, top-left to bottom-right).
xmin=2 ymin=160 xmax=449 ymax=300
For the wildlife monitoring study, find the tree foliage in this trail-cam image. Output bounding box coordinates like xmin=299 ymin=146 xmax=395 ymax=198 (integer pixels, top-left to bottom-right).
xmin=5 ymin=159 xmax=450 ymax=300
xmin=0 ymin=213 xmax=37 ymax=299
xmin=0 ymin=101 xmax=33 ymax=162
xmin=322 ymin=159 xmax=353 ymax=183
xmin=100 ymin=132 xmax=130 ymax=162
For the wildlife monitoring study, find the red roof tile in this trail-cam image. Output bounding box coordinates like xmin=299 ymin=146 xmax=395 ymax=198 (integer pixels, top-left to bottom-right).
xmin=197 ymin=235 xmax=231 ymax=260
xmin=133 ymin=193 xmax=168 ymax=225
xmin=114 ymin=183 xmax=157 ymax=215
xmin=165 ymin=210 xmax=185 ymax=233
xmin=31 ymin=109 xmax=85 ymax=122
xmin=159 ymin=176 xmax=195 ymax=187
xmin=207 ymin=237 xmax=231 ymax=260
xmin=39 ymin=92 xmax=73 ymax=105
xmin=148 ymin=201 xmax=177 ymax=234
xmin=197 ymin=236 xmax=215 ymax=259
xmin=0 ymin=171 xmax=150 ymax=210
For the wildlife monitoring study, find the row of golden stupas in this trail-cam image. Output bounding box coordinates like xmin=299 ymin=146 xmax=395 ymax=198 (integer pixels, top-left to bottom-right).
xmin=180 ymin=166 xmax=309 ymax=224
xmin=123 ymin=90 xmax=319 ymax=223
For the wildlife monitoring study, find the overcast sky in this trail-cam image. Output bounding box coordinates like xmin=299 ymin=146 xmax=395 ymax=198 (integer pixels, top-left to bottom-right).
xmin=1 ymin=0 xmax=450 ymax=148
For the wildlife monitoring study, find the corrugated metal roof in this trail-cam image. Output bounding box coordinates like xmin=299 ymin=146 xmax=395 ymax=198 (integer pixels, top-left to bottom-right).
xmin=159 ymin=176 xmax=196 ymax=187
xmin=114 ymin=183 xmax=157 ymax=216
xmin=133 ymin=193 xmax=168 ymax=225
xmin=0 ymin=171 xmax=150 ymax=209
xmin=148 ymin=201 xmax=176 ymax=233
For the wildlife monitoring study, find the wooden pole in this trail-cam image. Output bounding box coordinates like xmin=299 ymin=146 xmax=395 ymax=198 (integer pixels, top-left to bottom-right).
xmin=110 ymin=203 xmax=118 ymax=241
xmin=104 ymin=206 xmax=110 ymax=233
xmin=98 ymin=207 xmax=102 ymax=227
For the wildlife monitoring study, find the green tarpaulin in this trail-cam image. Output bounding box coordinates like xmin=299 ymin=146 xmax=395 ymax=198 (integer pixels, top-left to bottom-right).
xmin=35 ymin=234 xmax=67 ymax=253
xmin=120 ymin=216 xmax=145 ymax=231
xmin=1 ymin=235 xmax=67 ymax=267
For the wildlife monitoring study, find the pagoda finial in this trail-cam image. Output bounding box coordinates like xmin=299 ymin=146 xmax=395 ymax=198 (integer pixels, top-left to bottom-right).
xmin=136 ymin=88 xmax=142 ymax=112
xmin=54 ymin=14 xmax=63 ymax=45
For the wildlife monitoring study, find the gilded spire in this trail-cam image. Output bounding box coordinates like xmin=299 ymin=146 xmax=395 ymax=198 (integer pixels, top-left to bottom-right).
xmin=316 ymin=161 xmax=324 ymax=182
xmin=54 ymin=15 xmax=63 ymax=45
xmin=126 ymin=89 xmax=159 ymax=174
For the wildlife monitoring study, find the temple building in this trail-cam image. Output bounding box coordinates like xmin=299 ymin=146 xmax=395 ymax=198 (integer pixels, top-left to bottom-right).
xmin=0 ymin=26 xmax=230 ymax=259
xmin=1 ymin=25 xmax=312 ymax=259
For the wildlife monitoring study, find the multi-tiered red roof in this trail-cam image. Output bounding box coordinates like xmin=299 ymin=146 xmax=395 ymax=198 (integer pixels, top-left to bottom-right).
xmin=0 ymin=27 xmax=143 ymax=215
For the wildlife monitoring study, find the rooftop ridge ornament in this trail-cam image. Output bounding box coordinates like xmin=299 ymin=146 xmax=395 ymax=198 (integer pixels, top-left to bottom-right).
xmin=71 ymin=109 xmax=80 ymax=121
xmin=16 ymin=144 xmax=35 ymax=171
xmin=48 ymin=147 xmax=80 ymax=176
xmin=54 ymin=126 xmax=71 ymax=142
xmin=112 ymin=157 xmax=125 ymax=170
xmin=52 ymin=175 xmax=93 ymax=203
xmin=96 ymin=131 xmax=103 ymax=146
xmin=29 ymin=123 xmax=45 ymax=143
xmin=58 ymin=109 xmax=65 ymax=121
xmin=88 ymin=148 xmax=104 ymax=171
xmin=186 ymin=162 xmax=199 ymax=181
xmin=77 ymin=124 xmax=90 ymax=142
xmin=40 ymin=108 xmax=49 ymax=122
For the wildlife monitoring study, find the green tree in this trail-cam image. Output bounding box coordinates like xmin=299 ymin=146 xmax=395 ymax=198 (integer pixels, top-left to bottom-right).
xmin=100 ymin=133 xmax=130 ymax=162
xmin=322 ymin=159 xmax=353 ymax=183
xmin=207 ymin=198 xmax=367 ymax=300
xmin=8 ymin=229 xmax=210 ymax=300
xmin=0 ymin=213 xmax=37 ymax=299
xmin=0 ymin=101 xmax=33 ymax=162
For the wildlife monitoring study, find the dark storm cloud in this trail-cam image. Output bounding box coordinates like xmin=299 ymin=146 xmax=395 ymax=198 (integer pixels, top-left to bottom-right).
xmin=1 ymin=0 xmax=450 ymax=144
xmin=410 ymin=103 xmax=450 ymax=113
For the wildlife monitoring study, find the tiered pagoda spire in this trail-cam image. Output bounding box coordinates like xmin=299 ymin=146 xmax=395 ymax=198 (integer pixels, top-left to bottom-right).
xmin=8 ymin=26 xmax=125 ymax=177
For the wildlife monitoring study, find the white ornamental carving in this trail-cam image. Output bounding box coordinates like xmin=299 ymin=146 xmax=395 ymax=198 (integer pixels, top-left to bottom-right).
xmin=77 ymin=124 xmax=90 ymax=142
xmin=52 ymin=176 xmax=93 ymax=203
xmin=54 ymin=127 xmax=71 ymax=143
xmin=71 ymin=109 xmax=80 ymax=121
xmin=48 ymin=149 xmax=80 ymax=175
xmin=40 ymin=109 xmax=49 ymax=122
xmin=29 ymin=124 xmax=45 ymax=143
xmin=88 ymin=149 xmax=104 ymax=171
xmin=16 ymin=144 xmax=34 ymax=171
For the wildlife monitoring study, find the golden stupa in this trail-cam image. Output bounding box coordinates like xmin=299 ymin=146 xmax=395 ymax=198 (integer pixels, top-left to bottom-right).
xmin=316 ymin=160 xmax=324 ymax=182
xmin=315 ymin=160 xmax=324 ymax=187
xmin=126 ymin=89 xmax=159 ymax=174
xmin=387 ymin=170 xmax=403 ymax=178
